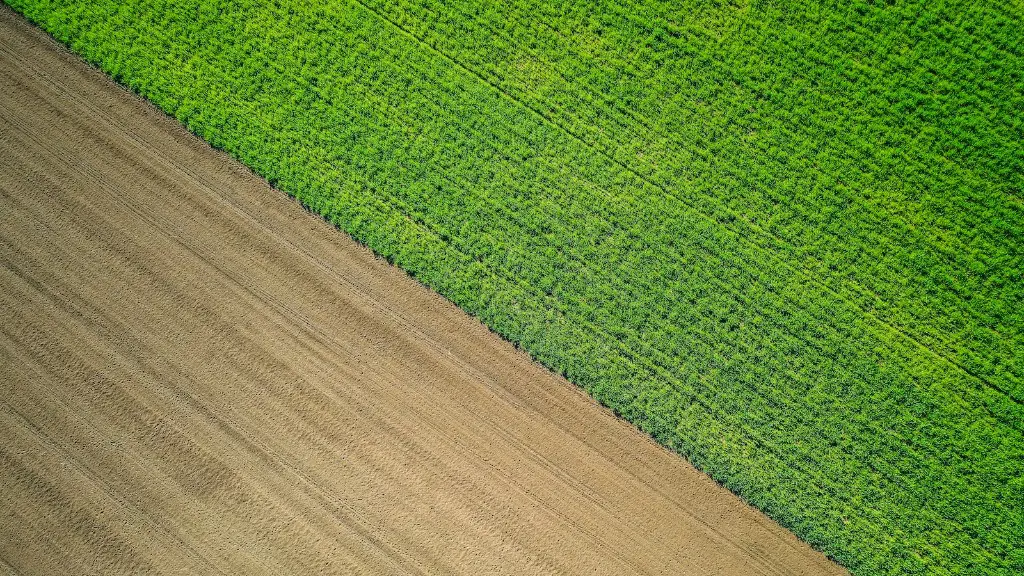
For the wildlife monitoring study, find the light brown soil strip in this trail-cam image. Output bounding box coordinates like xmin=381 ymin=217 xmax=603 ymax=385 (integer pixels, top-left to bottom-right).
xmin=0 ymin=7 xmax=846 ymax=576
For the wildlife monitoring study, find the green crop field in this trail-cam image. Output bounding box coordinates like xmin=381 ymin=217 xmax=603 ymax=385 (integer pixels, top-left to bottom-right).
xmin=7 ymin=0 xmax=1021 ymax=574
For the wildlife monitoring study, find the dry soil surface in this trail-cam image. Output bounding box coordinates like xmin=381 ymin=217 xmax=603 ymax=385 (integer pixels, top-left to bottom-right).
xmin=0 ymin=8 xmax=847 ymax=576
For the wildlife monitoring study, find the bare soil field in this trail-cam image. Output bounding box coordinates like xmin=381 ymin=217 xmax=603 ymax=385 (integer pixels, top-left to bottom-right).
xmin=0 ymin=8 xmax=845 ymax=576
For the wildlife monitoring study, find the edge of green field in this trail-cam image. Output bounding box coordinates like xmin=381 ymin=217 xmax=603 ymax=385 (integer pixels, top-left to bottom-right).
xmin=6 ymin=1 xmax=1021 ymax=574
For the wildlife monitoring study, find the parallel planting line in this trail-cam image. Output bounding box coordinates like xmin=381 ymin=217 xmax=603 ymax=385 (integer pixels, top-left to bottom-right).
xmin=351 ymin=0 xmax=1022 ymax=410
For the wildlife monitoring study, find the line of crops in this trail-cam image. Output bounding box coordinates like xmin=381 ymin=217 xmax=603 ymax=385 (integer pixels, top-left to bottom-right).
xmin=7 ymin=1 xmax=1020 ymax=574
xmin=363 ymin=0 xmax=1024 ymax=404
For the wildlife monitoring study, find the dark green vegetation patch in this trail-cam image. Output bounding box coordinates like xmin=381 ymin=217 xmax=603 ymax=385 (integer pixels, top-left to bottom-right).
xmin=8 ymin=0 xmax=1021 ymax=574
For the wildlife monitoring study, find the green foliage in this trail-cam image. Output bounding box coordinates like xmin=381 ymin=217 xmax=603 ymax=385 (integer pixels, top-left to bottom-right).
xmin=8 ymin=0 xmax=1022 ymax=573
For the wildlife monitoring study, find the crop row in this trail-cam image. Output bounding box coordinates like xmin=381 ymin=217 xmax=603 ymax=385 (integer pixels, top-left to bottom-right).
xmin=363 ymin=0 xmax=1024 ymax=404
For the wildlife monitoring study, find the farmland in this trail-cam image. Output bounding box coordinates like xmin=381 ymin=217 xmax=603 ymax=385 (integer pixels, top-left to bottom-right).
xmin=0 ymin=9 xmax=844 ymax=574
xmin=5 ymin=0 xmax=1023 ymax=575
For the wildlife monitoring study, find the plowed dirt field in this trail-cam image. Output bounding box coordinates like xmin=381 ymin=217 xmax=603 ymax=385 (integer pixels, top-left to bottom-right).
xmin=0 ymin=8 xmax=845 ymax=576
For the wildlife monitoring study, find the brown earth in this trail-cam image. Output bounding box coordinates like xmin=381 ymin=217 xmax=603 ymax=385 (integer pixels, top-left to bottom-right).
xmin=0 ymin=7 xmax=847 ymax=576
